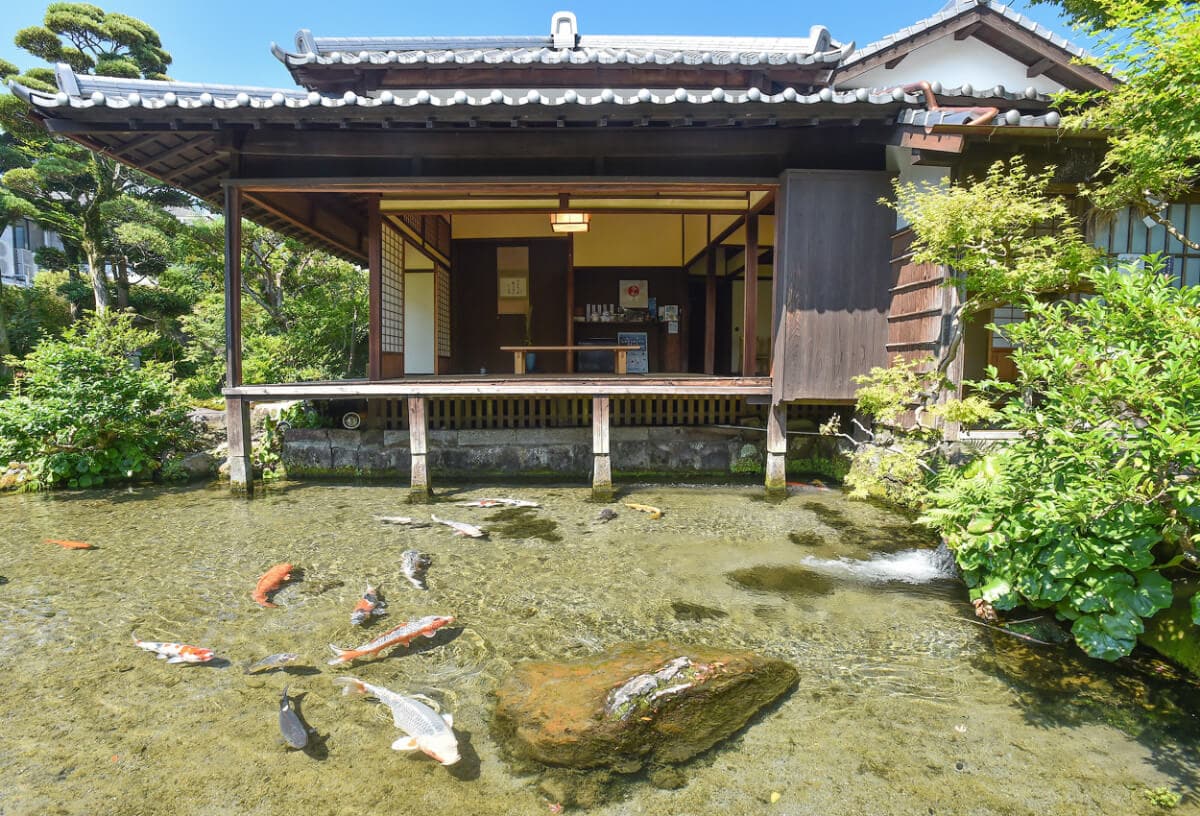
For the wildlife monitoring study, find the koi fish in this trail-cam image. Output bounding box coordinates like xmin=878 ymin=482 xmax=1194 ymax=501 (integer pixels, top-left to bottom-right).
xmin=252 ymin=563 xmax=294 ymax=608
xmin=327 ymin=615 xmax=455 ymax=665
xmin=401 ymin=550 xmax=432 ymax=591
xmin=430 ymin=514 xmax=486 ymax=538
xmin=244 ymin=652 xmax=302 ymax=675
xmin=279 ymin=686 xmax=309 ymax=749
xmin=132 ymin=632 xmax=215 ymax=664
xmin=375 ymin=516 xmax=430 ymax=527
xmin=44 ymin=538 xmax=94 ymax=550
xmin=596 ymin=508 xmax=618 ymax=523
xmin=458 ymin=498 xmax=540 ymax=508
xmin=624 ymin=502 xmax=664 ymax=520
xmin=350 ymin=584 xmax=387 ymax=626
xmin=333 ymin=677 xmax=460 ymax=765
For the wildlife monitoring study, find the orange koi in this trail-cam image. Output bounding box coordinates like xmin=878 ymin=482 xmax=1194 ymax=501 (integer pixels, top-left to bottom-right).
xmin=252 ymin=563 xmax=294 ymax=608
xmin=349 ymin=584 xmax=387 ymax=626
xmin=132 ymin=632 xmax=215 ymax=664
xmin=44 ymin=538 xmax=95 ymax=550
xmin=328 ymin=615 xmax=455 ymax=665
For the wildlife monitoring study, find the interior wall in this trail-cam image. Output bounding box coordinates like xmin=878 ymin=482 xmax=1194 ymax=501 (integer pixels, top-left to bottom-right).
xmin=404 ymin=272 xmax=436 ymax=374
xmin=731 ymin=274 xmax=774 ymax=373
xmin=450 ymin=238 xmax=570 ymax=374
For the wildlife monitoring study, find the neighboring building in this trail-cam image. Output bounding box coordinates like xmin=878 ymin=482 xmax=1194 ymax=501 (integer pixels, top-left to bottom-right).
xmin=0 ymin=218 xmax=65 ymax=288
xmin=11 ymin=0 xmax=1116 ymax=493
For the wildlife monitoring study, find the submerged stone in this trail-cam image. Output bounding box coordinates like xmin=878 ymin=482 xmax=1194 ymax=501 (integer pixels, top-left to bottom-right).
xmin=670 ymin=601 xmax=728 ymax=622
xmin=788 ymin=531 xmax=826 ymax=547
xmin=728 ymin=565 xmax=836 ymax=596
xmin=492 ymin=641 xmax=797 ymax=771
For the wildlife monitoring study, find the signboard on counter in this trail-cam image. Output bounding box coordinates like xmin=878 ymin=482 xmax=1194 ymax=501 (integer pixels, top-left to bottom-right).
xmin=618 ymin=331 xmax=648 ymax=374
xmin=619 ymin=279 xmax=648 ymax=309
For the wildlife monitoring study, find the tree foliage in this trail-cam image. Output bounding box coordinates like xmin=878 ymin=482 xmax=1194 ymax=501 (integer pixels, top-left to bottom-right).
xmin=14 ymin=3 xmax=170 ymax=79
xmin=922 ymin=264 xmax=1200 ymax=660
xmin=0 ymin=311 xmax=193 ymax=488
xmin=1052 ymin=0 xmax=1200 ymax=246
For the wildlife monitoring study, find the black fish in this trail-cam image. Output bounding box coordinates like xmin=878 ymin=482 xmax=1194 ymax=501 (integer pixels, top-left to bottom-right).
xmin=279 ymin=686 xmax=308 ymax=749
xmin=596 ymin=508 xmax=618 ymax=523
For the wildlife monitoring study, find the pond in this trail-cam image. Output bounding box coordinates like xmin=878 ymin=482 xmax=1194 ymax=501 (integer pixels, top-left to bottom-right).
xmin=2 ymin=482 xmax=1197 ymax=815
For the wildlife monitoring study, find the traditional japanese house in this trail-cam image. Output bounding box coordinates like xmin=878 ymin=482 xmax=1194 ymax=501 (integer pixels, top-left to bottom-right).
xmin=10 ymin=0 xmax=1115 ymax=496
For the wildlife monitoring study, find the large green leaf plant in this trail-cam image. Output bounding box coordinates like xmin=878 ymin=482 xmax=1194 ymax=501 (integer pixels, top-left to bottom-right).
xmin=922 ymin=263 xmax=1200 ymax=659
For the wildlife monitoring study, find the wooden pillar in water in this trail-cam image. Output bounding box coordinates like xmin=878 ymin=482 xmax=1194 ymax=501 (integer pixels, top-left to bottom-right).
xmin=741 ymin=213 xmax=759 ymax=377
xmin=223 ymin=185 xmax=252 ymax=493
xmin=765 ymin=401 xmax=787 ymax=496
xmin=409 ymin=397 xmax=430 ymax=502
xmin=592 ymin=396 xmax=613 ymax=500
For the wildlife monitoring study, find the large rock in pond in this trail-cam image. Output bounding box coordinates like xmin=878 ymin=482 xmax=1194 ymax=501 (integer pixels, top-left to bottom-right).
xmin=492 ymin=641 xmax=797 ymax=770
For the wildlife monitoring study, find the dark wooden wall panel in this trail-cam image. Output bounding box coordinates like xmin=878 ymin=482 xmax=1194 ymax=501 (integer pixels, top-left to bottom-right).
xmin=449 ymin=238 xmax=569 ymax=374
xmin=772 ymin=169 xmax=893 ymax=402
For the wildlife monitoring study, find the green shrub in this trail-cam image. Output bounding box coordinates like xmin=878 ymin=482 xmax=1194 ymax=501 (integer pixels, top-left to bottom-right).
xmin=921 ymin=263 xmax=1200 ymax=660
xmin=0 ymin=311 xmax=196 ymax=488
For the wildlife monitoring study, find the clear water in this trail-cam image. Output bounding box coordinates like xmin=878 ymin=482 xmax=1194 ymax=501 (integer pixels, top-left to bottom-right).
xmin=1 ymin=482 xmax=1197 ymax=815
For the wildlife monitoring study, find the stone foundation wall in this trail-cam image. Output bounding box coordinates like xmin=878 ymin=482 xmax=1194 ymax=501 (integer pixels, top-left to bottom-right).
xmin=282 ymin=426 xmax=849 ymax=482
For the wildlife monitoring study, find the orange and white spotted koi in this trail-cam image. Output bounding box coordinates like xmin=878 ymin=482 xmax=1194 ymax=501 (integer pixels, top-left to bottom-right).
xmin=328 ymin=615 xmax=455 ymax=665
xmin=350 ymin=584 xmax=387 ymax=626
xmin=132 ymin=632 xmax=215 ymax=664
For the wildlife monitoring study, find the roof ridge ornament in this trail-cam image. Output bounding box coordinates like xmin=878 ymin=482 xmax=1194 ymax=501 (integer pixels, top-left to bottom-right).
xmin=551 ymin=11 xmax=578 ymax=49
xmin=295 ymin=28 xmax=318 ymax=55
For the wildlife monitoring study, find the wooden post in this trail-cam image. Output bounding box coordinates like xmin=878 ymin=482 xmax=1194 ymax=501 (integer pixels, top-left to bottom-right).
xmin=223 ymin=186 xmax=251 ymax=494
xmin=224 ymin=186 xmax=243 ymax=388
xmin=226 ymin=396 xmax=253 ymax=493
xmin=592 ymin=396 xmax=613 ymax=500
xmin=765 ymin=401 xmax=787 ymax=496
xmin=367 ymin=196 xmax=382 ymax=381
xmin=408 ymin=397 xmax=430 ymax=502
xmin=704 ymin=247 xmax=717 ymax=374
xmin=566 ymin=234 xmax=576 ymax=373
xmin=742 ymin=213 xmax=759 ymax=377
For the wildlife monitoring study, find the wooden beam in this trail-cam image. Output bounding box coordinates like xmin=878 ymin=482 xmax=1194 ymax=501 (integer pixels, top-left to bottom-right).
xmin=224 ymin=185 xmax=243 ymax=389
xmin=149 ymin=133 xmax=214 ymax=167
xmin=1026 ymin=56 xmax=1056 ymax=78
xmin=566 ymin=235 xmax=576 ymax=373
xmin=742 ymin=213 xmax=759 ymax=377
xmin=765 ymin=402 xmax=787 ymax=495
xmin=954 ymin=21 xmax=983 ymax=40
xmin=592 ymin=396 xmax=613 ymax=500
xmin=223 ymin=176 xmax=780 ymax=195
xmin=226 ymin=396 xmax=253 ymax=494
xmin=884 ymin=54 xmax=908 ymax=69
xmin=408 ymin=397 xmax=431 ymax=502
xmin=242 ymin=192 xmax=365 ymax=261
xmin=368 ymin=196 xmax=382 ymax=381
xmin=705 ymin=239 xmax=717 ymax=375
xmin=900 ymin=130 xmax=966 ymax=154
xmin=223 ymin=376 xmax=774 ymax=399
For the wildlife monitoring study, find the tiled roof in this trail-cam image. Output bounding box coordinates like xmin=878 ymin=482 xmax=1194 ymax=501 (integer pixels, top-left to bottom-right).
xmin=897 ymin=107 xmax=1062 ymax=127
xmin=273 ymin=24 xmax=853 ymax=68
xmin=15 ymin=67 xmax=1051 ymax=113
xmin=843 ymin=0 xmax=1088 ymax=66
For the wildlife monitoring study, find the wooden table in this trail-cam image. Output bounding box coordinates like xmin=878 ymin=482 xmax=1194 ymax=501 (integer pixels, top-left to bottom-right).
xmin=501 ymin=345 xmax=642 ymax=375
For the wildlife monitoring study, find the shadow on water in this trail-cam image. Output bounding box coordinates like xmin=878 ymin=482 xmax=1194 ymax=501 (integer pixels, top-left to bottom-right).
xmin=289 ymin=693 xmax=330 ymax=760
xmin=485 ymin=507 xmax=561 ymax=543
xmin=727 ymin=565 xmax=837 ymax=597
xmin=970 ymin=637 xmax=1200 ymax=803
xmin=445 ymin=730 xmax=483 ymax=781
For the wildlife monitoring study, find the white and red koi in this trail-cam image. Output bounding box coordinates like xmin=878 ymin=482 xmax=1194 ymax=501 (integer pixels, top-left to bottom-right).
xmin=430 ymin=514 xmax=486 ymax=538
xmin=457 ymin=498 xmax=539 ymax=509
xmin=328 ymin=615 xmax=455 ymax=665
xmin=132 ymin=632 xmax=215 ymax=664
xmin=334 ymin=676 xmax=460 ymax=765
xmin=350 ymin=584 xmax=387 ymax=626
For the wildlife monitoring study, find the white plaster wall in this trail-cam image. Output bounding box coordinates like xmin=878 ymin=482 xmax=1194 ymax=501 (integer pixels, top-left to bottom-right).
xmin=404 ymin=272 xmax=436 ymax=374
xmin=886 ymin=146 xmax=950 ymax=230
xmin=846 ymin=36 xmax=1066 ymax=95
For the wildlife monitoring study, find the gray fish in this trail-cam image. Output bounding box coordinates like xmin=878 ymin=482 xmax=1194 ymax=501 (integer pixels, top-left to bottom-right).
xmin=401 ymin=550 xmax=432 ymax=590
xmin=279 ymin=686 xmax=309 ymax=749
xmin=244 ymin=652 xmax=302 ymax=675
xmin=596 ymin=508 xmax=618 ymax=523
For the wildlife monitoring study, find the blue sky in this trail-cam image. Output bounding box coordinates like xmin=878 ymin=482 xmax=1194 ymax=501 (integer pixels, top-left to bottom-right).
xmin=0 ymin=0 xmax=1086 ymax=89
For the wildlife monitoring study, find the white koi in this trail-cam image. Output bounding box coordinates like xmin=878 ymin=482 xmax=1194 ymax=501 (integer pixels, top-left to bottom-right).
xmin=334 ymin=676 xmax=460 ymax=765
xmin=430 ymin=514 xmax=486 ymax=538
xmin=457 ymin=498 xmax=540 ymax=508
xmin=132 ymin=632 xmax=214 ymax=664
